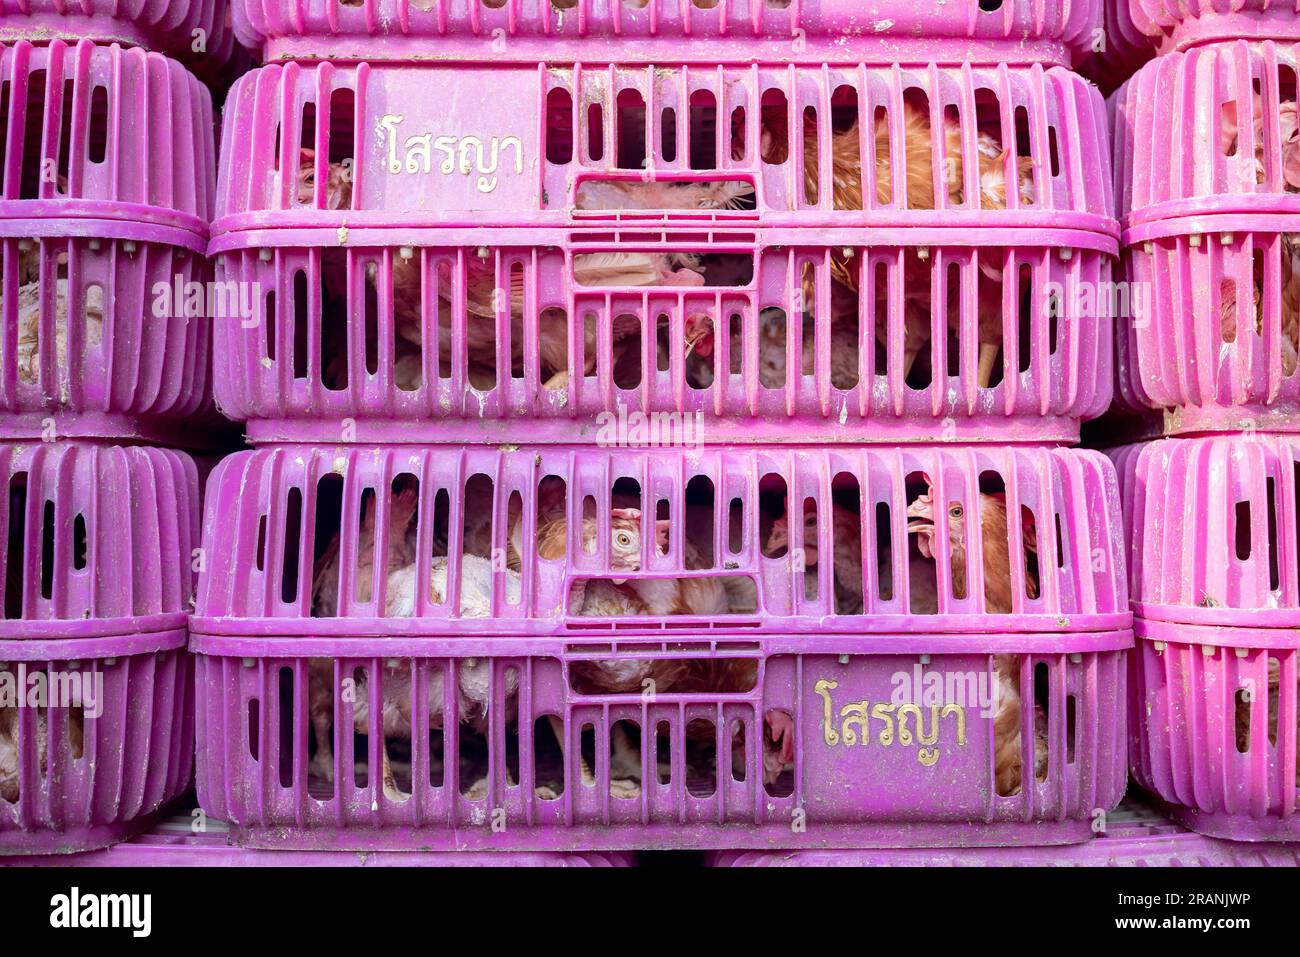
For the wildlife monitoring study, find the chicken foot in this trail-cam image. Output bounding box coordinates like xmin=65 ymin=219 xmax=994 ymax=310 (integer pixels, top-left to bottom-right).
xmin=536 ymin=714 xmax=642 ymax=800
xmin=310 ymin=703 xmax=335 ymax=784
xmin=977 ymin=342 xmax=1000 ymax=389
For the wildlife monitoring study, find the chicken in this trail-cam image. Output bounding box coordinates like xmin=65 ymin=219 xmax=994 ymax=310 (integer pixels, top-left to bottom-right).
xmin=683 ymin=306 xmax=789 ymax=390
xmin=1220 ymin=95 xmax=1300 ymax=191
xmin=309 ymin=646 xmax=520 ymax=803
xmin=765 ymin=496 xmax=946 ymax=614
xmin=1218 ymin=233 xmax=1300 ymax=377
xmin=759 ymin=101 xmax=1031 ymax=389
xmin=1234 ymin=656 xmax=1300 ymax=785
xmin=308 ymin=486 xmax=522 ymax=801
xmin=295 ymin=148 xmax=353 ymax=209
xmin=308 ymin=160 xmax=752 ymax=393
xmin=764 ymin=502 xmax=864 ymax=614
xmin=0 ymin=682 xmax=84 ymax=805
xmin=309 ymin=484 xmax=420 ymax=620
xmin=365 ymin=177 xmax=749 ymax=391
xmin=905 ymin=488 xmax=1047 ymax=796
xmin=515 ymin=504 xmax=754 ymax=795
xmin=789 ymin=105 xmax=1035 ymax=213
xmin=673 ymin=657 xmax=796 ymax=788
xmin=626 ymin=530 xmax=733 ymax=620
xmin=575 ymin=178 xmax=754 ymax=212
xmin=308 ymin=485 xmax=418 ymax=789
xmin=382 ymin=252 xmax=680 ymax=391
xmin=513 ymin=507 xmax=681 ymax=798
xmin=688 ymin=255 xmax=1009 ymax=393
xmin=12 ymin=278 xmax=105 ymax=393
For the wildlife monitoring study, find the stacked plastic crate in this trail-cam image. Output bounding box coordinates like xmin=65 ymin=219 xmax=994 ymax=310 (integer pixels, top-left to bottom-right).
xmin=195 ymin=0 xmax=1130 ymax=854
xmin=0 ymin=10 xmax=223 ymax=852
xmin=1111 ymin=3 xmax=1300 ymax=841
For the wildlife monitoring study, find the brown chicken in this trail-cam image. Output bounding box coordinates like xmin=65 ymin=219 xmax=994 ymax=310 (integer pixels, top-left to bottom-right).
xmin=295 ymin=148 xmax=353 ymax=210
xmin=1218 ymin=234 xmax=1300 ymax=378
xmin=1234 ymin=656 xmax=1299 ymax=785
xmin=906 ymin=488 xmax=1047 ymax=796
xmin=759 ymin=101 xmax=1032 ymax=389
xmin=382 ymin=251 xmax=693 ymax=391
xmin=1219 ymin=96 xmax=1300 ymax=191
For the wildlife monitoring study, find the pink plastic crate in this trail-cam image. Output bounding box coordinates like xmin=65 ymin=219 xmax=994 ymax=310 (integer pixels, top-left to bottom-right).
xmin=0 ymin=0 xmax=237 ymax=69
xmin=1128 ymin=436 xmax=1300 ymax=621
xmin=0 ymin=633 xmax=194 ymax=855
xmin=1122 ymin=0 xmax=1300 ymax=54
xmin=1127 ymin=436 xmax=1300 ymax=841
xmin=189 ymin=443 xmax=1128 ymax=849
xmin=1114 ymin=41 xmax=1300 ymax=226
xmin=0 ymin=442 xmax=200 ymax=629
xmin=213 ymin=235 xmax=1114 ymax=444
xmin=211 ymin=62 xmax=1115 ymax=442
xmin=191 ymin=631 xmax=1128 ymax=850
xmin=708 ymin=799 xmax=1300 ymax=863
xmin=1133 ymin=618 xmax=1300 ymax=841
xmin=0 ymin=40 xmax=215 ymax=232
xmin=1121 ymin=218 xmax=1300 ymax=433
xmin=0 ymin=230 xmax=215 ymax=442
xmin=0 ymin=41 xmax=217 ymax=440
xmin=0 ymin=442 xmax=199 ymax=854
xmin=215 ymin=62 xmax=1112 ymax=229
xmin=230 ymin=0 xmax=1100 ymax=66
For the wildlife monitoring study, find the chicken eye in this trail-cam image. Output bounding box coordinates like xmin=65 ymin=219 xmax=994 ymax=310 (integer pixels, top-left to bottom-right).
xmin=949 ymin=505 xmax=963 ymax=519
xmin=615 ymin=532 xmax=632 ymax=547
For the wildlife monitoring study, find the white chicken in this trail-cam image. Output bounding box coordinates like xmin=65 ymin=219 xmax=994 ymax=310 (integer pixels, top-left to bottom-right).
xmin=308 ymin=486 xmax=523 ymax=801
xmin=575 ymin=179 xmax=755 ymax=212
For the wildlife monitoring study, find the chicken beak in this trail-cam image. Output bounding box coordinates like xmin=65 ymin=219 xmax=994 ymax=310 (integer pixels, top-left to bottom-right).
xmin=906 ymin=519 xmax=935 ymax=559
xmin=612 ymin=578 xmax=628 ymax=586
xmin=684 ymin=326 xmax=713 ymax=359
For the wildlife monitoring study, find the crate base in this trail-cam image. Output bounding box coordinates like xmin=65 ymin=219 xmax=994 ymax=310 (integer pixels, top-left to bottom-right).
xmin=707 ymin=834 xmax=1300 ymax=866
xmin=1163 ymin=403 xmax=1300 ymax=438
xmin=224 ymin=818 xmax=1096 ymax=853
xmin=0 ymin=814 xmax=159 ymax=857
xmin=0 ymin=410 xmax=238 ymax=450
xmin=1163 ymin=803 xmax=1300 ymax=843
xmin=242 ymin=414 xmax=1083 ymax=447
xmin=257 ymin=35 xmax=1078 ymax=69
xmin=2 ymin=815 xmax=634 ymax=866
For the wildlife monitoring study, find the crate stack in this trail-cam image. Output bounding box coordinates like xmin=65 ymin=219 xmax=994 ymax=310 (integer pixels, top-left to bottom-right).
xmin=0 ymin=9 xmax=227 ymax=853
xmin=191 ymin=0 xmax=1131 ymax=858
xmin=1110 ymin=2 xmax=1300 ymax=843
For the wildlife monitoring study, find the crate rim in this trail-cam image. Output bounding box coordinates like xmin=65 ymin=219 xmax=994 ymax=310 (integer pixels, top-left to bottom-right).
xmin=208 ymin=222 xmax=1122 ymax=255
xmin=190 ymin=622 xmax=1135 ymax=650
